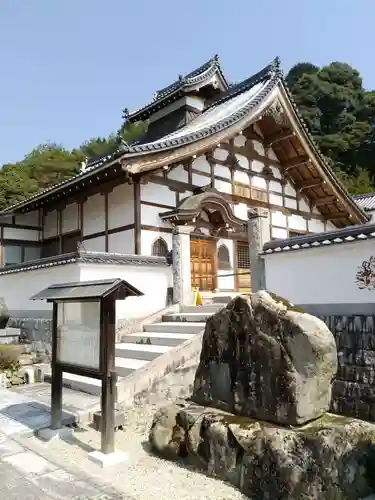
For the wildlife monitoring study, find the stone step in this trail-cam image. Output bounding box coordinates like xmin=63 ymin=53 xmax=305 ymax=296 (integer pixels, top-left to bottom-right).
xmin=180 ymin=304 xmax=223 ymax=314
xmin=212 ymin=295 xmax=234 ymax=304
xmin=162 ymin=312 xmax=212 ymax=323
xmin=115 ymin=343 xmax=171 ymax=361
xmin=115 ymin=357 xmax=149 ymax=377
xmin=46 ymin=356 xmax=150 ymax=395
xmin=120 ymin=331 xmax=196 ymax=347
xmin=59 ymin=372 xmax=103 ymax=396
xmin=143 ymin=322 xmax=204 ymax=334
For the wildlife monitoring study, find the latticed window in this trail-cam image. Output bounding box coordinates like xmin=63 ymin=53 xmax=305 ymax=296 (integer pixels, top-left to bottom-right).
xmin=233 ymin=182 xmax=250 ymax=198
xmin=218 ymin=244 xmax=231 ymax=270
xmin=236 ymin=243 xmax=250 ymax=269
xmin=251 ymin=187 xmax=267 ymax=203
xmin=151 ymin=238 xmax=168 ymax=257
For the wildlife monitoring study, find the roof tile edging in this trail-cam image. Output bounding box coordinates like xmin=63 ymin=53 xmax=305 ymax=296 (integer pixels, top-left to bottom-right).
xmin=0 ymin=251 xmax=169 ymax=276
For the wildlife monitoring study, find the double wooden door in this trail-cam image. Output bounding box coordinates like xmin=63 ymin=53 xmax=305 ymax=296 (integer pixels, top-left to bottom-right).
xmin=190 ymin=238 xmax=216 ymax=291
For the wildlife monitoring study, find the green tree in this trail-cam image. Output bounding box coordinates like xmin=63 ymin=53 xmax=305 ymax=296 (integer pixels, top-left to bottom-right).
xmin=0 ymin=121 xmax=148 ymax=209
xmin=286 ymin=61 xmax=375 ymax=194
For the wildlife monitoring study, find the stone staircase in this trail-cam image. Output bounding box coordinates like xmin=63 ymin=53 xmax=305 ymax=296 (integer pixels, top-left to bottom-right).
xmin=55 ymin=300 xmax=230 ymax=397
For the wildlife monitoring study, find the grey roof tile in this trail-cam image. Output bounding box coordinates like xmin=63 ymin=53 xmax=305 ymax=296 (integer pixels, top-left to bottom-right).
xmin=353 ymin=193 xmax=375 ymax=211
xmin=262 ymin=222 xmax=375 ymax=254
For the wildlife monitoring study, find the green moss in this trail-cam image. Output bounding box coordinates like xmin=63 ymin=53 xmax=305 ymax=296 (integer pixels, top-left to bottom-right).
xmin=267 ymin=291 xmax=305 ymax=313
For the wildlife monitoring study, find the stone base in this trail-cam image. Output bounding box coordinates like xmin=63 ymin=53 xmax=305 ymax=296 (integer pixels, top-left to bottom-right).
xmin=149 ymin=401 xmax=375 ymax=500
xmin=88 ymin=450 xmax=129 ymax=468
xmin=37 ymin=426 xmax=73 ymax=443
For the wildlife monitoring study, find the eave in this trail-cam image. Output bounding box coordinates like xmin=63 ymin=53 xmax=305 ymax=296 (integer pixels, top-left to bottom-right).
xmin=126 ymin=55 xmax=229 ymax=123
xmin=0 ymin=151 xmax=127 ymax=215
xmin=274 ymin=83 xmax=369 ymax=226
xmin=262 ymin=222 xmax=375 ymax=255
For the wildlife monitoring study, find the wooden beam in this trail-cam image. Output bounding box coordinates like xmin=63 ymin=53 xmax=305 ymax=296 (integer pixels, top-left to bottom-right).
xmin=284 ymin=155 xmax=310 ymax=172
xmin=313 ymin=196 xmax=337 ymax=207
xmin=297 ymin=179 xmax=324 ymax=191
xmin=325 ymin=212 xmax=349 ymax=221
xmin=265 ymin=130 xmax=295 ymax=148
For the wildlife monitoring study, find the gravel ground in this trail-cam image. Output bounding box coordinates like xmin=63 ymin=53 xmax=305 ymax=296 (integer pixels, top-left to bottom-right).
xmin=15 ymin=357 xmax=247 ymax=500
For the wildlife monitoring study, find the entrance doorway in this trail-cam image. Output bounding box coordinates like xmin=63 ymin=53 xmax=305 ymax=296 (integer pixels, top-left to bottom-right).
xmin=236 ymin=241 xmax=251 ymax=292
xmin=190 ymin=238 xmax=216 ymax=291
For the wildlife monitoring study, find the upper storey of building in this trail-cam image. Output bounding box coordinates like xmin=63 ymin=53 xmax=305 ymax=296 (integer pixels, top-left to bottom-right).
xmin=0 ymin=55 xmax=370 ymax=229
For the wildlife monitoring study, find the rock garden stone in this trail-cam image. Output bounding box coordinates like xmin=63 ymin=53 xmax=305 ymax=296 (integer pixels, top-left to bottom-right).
xmin=149 ymin=402 xmax=375 ymax=500
xmin=0 ymin=298 xmax=9 ymax=329
xmin=192 ymin=291 xmax=338 ymax=426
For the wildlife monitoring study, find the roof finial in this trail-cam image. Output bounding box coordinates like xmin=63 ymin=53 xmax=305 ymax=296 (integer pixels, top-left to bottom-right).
xmin=213 ymin=54 xmax=219 ymax=62
xmin=272 ymin=56 xmax=281 ymax=72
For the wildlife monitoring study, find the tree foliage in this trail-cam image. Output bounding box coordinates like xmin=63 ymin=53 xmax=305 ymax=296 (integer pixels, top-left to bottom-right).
xmin=286 ymin=61 xmax=375 ymax=193
xmin=0 ymin=122 xmax=147 ymax=209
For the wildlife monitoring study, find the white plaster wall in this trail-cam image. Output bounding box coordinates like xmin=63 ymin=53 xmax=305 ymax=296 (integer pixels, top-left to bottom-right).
xmin=264 ymin=239 xmax=375 ymax=305
xmin=217 ymin=238 xmax=235 ymax=290
xmin=2 ymin=227 xmax=39 ymax=241
xmin=14 ymin=211 xmax=39 ymax=227
xmin=0 ymin=264 xmax=80 ymax=312
xmin=79 ymin=262 xmax=173 ymax=320
xmin=108 ymin=183 xmax=134 ymax=229
xmin=43 ymin=210 xmax=57 ymax=239
xmin=141 ymin=230 xmax=172 ymax=256
xmin=0 ymin=259 xmax=172 ymax=320
xmin=109 ymin=230 xmax=135 ymax=254
xmin=83 ymin=236 xmax=105 ymax=252
xmin=141 ymin=183 xmax=175 ymax=206
xmin=61 ymin=202 xmax=78 ymax=233
xmin=168 ymin=164 xmax=189 ymax=183
xmin=83 ymin=193 xmax=105 ymax=236
xmin=141 ymin=204 xmax=171 ymax=228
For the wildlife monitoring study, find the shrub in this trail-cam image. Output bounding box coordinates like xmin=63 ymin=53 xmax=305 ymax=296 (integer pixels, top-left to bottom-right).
xmin=0 ymin=345 xmax=23 ymax=371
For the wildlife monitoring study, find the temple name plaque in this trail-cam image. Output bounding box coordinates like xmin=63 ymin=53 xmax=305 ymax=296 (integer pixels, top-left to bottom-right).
xmin=56 ymin=301 xmax=101 ymax=370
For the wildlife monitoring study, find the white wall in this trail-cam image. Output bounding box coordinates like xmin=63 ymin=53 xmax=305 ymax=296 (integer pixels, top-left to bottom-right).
xmin=2 ymin=227 xmax=39 ymax=241
xmin=78 ymin=262 xmax=172 ymax=320
xmin=0 ymin=264 xmax=80 ymax=313
xmin=264 ymin=239 xmax=375 ymax=305
xmin=0 ymin=259 xmax=172 ymax=321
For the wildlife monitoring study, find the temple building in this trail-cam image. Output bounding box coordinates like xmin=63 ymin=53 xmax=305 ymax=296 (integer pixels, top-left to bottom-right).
xmin=0 ymin=55 xmax=370 ymax=318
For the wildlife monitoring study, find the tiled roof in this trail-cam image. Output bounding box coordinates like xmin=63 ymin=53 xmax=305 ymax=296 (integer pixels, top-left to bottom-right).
xmin=262 ymin=222 xmax=375 ymax=255
xmin=0 ymin=58 xmax=279 ymax=216
xmin=353 ymin=193 xmax=375 ymax=211
xmin=122 ymin=60 xmax=280 ymax=155
xmin=0 ymin=250 xmax=168 ymax=275
xmin=126 ymin=55 xmax=229 ymax=123
xmin=0 ymin=56 xmax=368 ymax=226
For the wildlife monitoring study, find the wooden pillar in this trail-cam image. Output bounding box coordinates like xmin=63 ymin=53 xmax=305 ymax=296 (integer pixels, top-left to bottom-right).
xmin=134 ymin=182 xmax=141 ymax=255
xmin=57 ymin=209 xmax=63 ymax=254
xmin=51 ymin=302 xmax=63 ymax=429
xmin=104 ymin=192 xmax=109 ymax=252
xmin=100 ymin=297 xmax=116 ymax=455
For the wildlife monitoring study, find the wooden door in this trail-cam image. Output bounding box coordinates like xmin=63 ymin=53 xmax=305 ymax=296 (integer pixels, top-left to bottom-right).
xmin=190 ymin=239 xmax=216 ymax=291
xmin=236 ymin=241 xmax=251 ymax=292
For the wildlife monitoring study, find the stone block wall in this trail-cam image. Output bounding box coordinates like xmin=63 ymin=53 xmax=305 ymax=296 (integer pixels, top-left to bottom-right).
xmin=320 ymin=315 xmax=375 ymax=422
xmin=8 ymin=317 xmax=53 ymax=363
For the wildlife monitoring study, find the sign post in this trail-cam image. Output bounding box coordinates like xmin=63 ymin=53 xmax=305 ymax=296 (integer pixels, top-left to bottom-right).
xmin=31 ymin=278 xmax=143 ymax=467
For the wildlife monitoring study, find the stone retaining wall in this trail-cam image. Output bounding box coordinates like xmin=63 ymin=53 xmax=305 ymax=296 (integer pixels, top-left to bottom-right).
xmin=320 ymin=315 xmax=375 ymax=422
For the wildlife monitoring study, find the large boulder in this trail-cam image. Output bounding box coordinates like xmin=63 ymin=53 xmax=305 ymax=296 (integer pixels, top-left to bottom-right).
xmin=0 ymin=298 xmax=9 ymax=329
xmin=149 ymin=402 xmax=375 ymax=500
xmin=192 ymin=291 xmax=338 ymax=426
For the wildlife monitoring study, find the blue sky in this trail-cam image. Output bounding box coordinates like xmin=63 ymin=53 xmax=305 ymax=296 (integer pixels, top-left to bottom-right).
xmin=0 ymin=0 xmax=374 ymax=165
